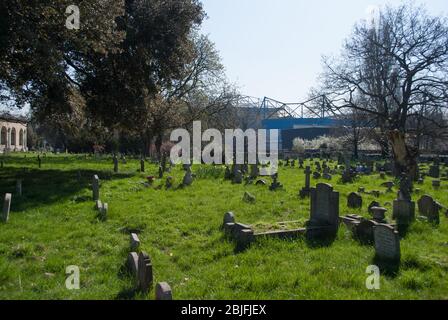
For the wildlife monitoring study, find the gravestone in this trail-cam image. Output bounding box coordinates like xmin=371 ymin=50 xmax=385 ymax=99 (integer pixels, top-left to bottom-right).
xmin=140 ymin=159 xmax=145 ymax=172
xmin=16 ymin=180 xmax=22 ymax=197
xmin=233 ymin=170 xmax=243 ymax=184
xmin=269 ymin=174 xmax=283 ymax=191
xmin=223 ymin=212 xmax=235 ymax=226
xmin=243 ymin=191 xmax=256 ymax=203
xmin=127 ymin=252 xmax=139 ymax=276
xmin=299 ymin=166 xmax=312 ymax=198
xmin=371 ymin=207 xmax=387 ymax=223
xmin=368 ymin=201 xmax=381 ymax=215
xmin=92 ymin=175 xmax=100 ymax=201
xmin=130 ymin=233 xmax=141 ymax=251
xmin=138 ymin=252 xmax=153 ymax=293
xmin=347 ymin=192 xmax=362 ymax=209
xmin=308 ymin=183 xmax=340 ymax=232
xmin=418 ymin=195 xmax=441 ymax=225
xmin=393 ymin=198 xmax=415 ymax=226
xmin=113 ymin=156 xmax=119 ymax=173
xmin=155 ymin=282 xmax=173 ymax=300
xmin=373 ymin=224 xmax=400 ymax=263
xmin=429 ymin=165 xmax=440 ymax=178
xmin=37 ymin=155 xmax=41 ymax=168
xmin=432 ymin=180 xmax=441 ymax=188
xmin=182 ymin=168 xmax=193 ymax=186
xmin=2 ymin=193 xmax=12 ymax=223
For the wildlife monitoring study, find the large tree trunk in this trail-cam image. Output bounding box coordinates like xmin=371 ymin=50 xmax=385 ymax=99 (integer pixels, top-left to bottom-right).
xmin=388 ymin=130 xmax=419 ymax=181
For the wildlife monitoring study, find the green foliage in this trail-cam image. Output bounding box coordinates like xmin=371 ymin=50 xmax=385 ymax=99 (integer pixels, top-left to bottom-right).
xmin=0 ymin=153 xmax=447 ymax=299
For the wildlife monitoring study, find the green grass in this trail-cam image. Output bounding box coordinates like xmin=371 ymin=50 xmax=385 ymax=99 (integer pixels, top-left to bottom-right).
xmin=0 ymin=153 xmax=447 ymax=300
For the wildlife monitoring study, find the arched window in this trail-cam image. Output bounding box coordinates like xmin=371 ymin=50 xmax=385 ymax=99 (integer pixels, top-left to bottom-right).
xmin=11 ymin=128 xmax=16 ymax=146
xmin=19 ymin=129 xmax=24 ymax=146
xmin=0 ymin=127 xmax=6 ymax=145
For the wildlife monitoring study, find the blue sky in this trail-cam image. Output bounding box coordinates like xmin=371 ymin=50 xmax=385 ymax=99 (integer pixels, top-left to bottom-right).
xmin=200 ymin=0 xmax=447 ymax=103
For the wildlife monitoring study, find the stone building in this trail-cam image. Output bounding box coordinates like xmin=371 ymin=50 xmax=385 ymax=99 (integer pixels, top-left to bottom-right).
xmin=0 ymin=113 xmax=28 ymax=153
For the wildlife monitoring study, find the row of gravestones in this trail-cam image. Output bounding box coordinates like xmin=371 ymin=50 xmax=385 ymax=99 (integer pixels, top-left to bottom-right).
xmin=91 ymin=174 xmax=172 ymax=299
xmin=224 ymin=183 xmax=403 ymax=264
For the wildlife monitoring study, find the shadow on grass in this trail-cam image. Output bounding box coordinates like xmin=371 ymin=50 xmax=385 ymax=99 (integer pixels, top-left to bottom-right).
xmin=0 ymin=167 xmax=134 ymax=212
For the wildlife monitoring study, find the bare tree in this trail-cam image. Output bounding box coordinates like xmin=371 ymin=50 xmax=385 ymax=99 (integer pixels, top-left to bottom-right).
xmin=320 ymin=3 xmax=448 ymax=179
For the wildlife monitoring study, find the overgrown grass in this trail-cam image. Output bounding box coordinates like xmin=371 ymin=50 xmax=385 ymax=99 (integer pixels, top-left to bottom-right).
xmin=0 ymin=153 xmax=447 ymax=300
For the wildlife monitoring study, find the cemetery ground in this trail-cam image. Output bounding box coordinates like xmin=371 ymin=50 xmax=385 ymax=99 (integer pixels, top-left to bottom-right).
xmin=0 ymin=153 xmax=447 ymax=300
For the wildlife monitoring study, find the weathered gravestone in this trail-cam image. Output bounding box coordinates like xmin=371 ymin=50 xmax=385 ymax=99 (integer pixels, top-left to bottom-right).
xmin=2 ymin=193 xmax=12 ymax=223
xmin=130 ymin=233 xmax=141 ymax=251
xmin=243 ymin=191 xmax=256 ymax=203
xmin=373 ymin=224 xmax=400 ymax=263
xmin=182 ymin=168 xmax=193 ymax=187
xmin=307 ymin=183 xmax=339 ymax=239
xmin=155 ymin=282 xmax=173 ymax=300
xmin=299 ymin=166 xmax=312 ymax=198
xmin=113 ymin=155 xmax=119 ymax=173
xmin=233 ymin=170 xmax=243 ymax=184
xmin=347 ymin=192 xmax=362 ymax=209
xmin=138 ymin=252 xmax=153 ymax=293
xmin=16 ymin=180 xmax=22 ymax=197
xmin=418 ymin=195 xmax=441 ymax=225
xmin=429 ymin=165 xmax=440 ymax=178
xmin=92 ymin=175 xmax=100 ymax=201
xmin=127 ymin=252 xmax=139 ymax=276
xmin=140 ymin=159 xmax=145 ymax=172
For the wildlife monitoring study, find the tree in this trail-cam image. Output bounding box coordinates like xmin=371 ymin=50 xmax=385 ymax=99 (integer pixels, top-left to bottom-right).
xmin=320 ymin=3 xmax=448 ymax=180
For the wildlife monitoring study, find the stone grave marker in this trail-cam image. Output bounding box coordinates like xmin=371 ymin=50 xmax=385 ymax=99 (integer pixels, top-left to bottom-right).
xmin=130 ymin=233 xmax=141 ymax=251
xmin=140 ymin=159 xmax=145 ymax=172
xmin=347 ymin=192 xmax=362 ymax=209
xmin=418 ymin=195 xmax=441 ymax=225
xmin=308 ymin=183 xmax=339 ymax=233
xmin=113 ymin=155 xmax=119 ymax=173
xmin=373 ymin=224 xmax=400 ymax=263
xmin=155 ymin=282 xmax=173 ymax=300
xmin=92 ymin=175 xmax=100 ymax=201
xmin=138 ymin=252 xmax=153 ymax=293
xmin=429 ymin=165 xmax=440 ymax=178
xmin=299 ymin=166 xmax=312 ymax=198
xmin=2 ymin=193 xmax=12 ymax=223
xmin=127 ymin=252 xmax=139 ymax=276
xmin=16 ymin=180 xmax=22 ymax=197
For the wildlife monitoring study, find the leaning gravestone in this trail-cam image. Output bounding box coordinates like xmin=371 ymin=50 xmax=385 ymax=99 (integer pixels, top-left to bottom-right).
xmin=373 ymin=224 xmax=400 ymax=263
xmin=418 ymin=195 xmax=441 ymax=225
xmin=347 ymin=192 xmax=362 ymax=209
xmin=307 ymin=183 xmax=339 ymax=238
xmin=138 ymin=252 xmax=153 ymax=293
xmin=92 ymin=175 xmax=100 ymax=201
xmin=127 ymin=252 xmax=139 ymax=276
xmin=130 ymin=233 xmax=141 ymax=251
xmin=155 ymin=282 xmax=173 ymax=300
xmin=2 ymin=193 xmax=12 ymax=223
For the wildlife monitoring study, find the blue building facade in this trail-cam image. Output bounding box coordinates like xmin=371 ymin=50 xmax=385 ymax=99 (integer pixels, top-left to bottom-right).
xmin=262 ymin=118 xmax=343 ymax=151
